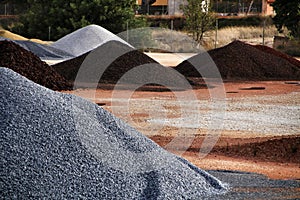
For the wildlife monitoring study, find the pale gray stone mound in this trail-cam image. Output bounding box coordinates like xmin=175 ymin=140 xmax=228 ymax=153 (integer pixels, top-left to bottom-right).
xmin=51 ymin=24 xmax=132 ymax=57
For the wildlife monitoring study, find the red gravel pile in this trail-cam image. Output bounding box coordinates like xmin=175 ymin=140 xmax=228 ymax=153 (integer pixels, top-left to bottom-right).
xmin=0 ymin=40 xmax=72 ymax=90
xmin=175 ymin=40 xmax=300 ymax=80
xmin=53 ymin=41 xmax=160 ymax=85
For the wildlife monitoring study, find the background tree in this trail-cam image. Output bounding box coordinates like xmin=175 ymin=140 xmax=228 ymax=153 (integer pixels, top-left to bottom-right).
xmin=272 ymin=0 xmax=300 ymax=38
xmin=181 ymin=0 xmax=215 ymax=42
xmin=0 ymin=0 xmax=29 ymax=15
xmin=12 ymin=0 xmax=146 ymax=40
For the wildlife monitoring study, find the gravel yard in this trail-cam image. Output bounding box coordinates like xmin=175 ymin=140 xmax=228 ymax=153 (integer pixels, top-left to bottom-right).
xmin=2 ymin=24 xmax=300 ymax=199
xmin=85 ymin=86 xmax=299 ymax=137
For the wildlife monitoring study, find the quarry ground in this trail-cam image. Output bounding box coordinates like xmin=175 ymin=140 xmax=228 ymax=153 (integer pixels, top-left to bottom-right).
xmin=67 ymin=80 xmax=300 ymax=181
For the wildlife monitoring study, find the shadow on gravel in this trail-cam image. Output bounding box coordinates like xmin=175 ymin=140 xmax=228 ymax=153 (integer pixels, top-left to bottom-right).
xmin=207 ymin=170 xmax=300 ymax=199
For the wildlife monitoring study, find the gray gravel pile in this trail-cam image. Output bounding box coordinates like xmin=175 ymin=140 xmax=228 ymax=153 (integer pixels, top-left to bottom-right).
xmin=51 ymin=24 xmax=132 ymax=57
xmin=0 ymin=67 xmax=228 ymax=199
xmin=14 ymin=40 xmax=74 ymax=60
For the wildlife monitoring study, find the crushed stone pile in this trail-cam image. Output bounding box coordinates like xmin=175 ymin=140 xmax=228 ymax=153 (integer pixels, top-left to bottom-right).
xmin=175 ymin=40 xmax=300 ymax=80
xmin=0 ymin=67 xmax=228 ymax=199
xmin=0 ymin=40 xmax=72 ymax=90
xmin=0 ymin=37 xmax=73 ymax=60
xmin=53 ymin=40 xmax=185 ymax=87
xmin=13 ymin=40 xmax=73 ymax=60
xmin=254 ymin=44 xmax=300 ymax=69
xmin=51 ymin=24 xmax=132 ymax=57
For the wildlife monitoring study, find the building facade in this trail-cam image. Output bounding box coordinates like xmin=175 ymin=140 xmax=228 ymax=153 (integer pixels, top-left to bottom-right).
xmin=137 ymin=0 xmax=187 ymax=15
xmin=137 ymin=0 xmax=274 ymax=16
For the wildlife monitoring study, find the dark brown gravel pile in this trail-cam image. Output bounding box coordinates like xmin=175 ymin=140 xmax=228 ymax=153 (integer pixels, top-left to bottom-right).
xmin=254 ymin=44 xmax=300 ymax=68
xmin=0 ymin=40 xmax=72 ymax=90
xmin=175 ymin=40 xmax=300 ymax=80
xmin=53 ymin=41 xmax=159 ymax=85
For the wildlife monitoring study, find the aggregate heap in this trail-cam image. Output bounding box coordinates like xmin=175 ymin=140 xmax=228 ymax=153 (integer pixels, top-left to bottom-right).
xmin=53 ymin=40 xmax=186 ymax=89
xmin=51 ymin=24 xmax=132 ymax=57
xmin=175 ymin=40 xmax=300 ymax=80
xmin=0 ymin=40 xmax=72 ymax=90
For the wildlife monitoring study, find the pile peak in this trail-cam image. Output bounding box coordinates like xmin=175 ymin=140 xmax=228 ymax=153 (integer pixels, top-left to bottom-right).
xmin=51 ymin=24 xmax=132 ymax=57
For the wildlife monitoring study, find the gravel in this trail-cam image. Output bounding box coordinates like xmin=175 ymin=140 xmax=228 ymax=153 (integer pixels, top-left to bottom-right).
xmin=122 ymin=92 xmax=300 ymax=136
xmin=175 ymin=40 xmax=300 ymax=80
xmin=53 ymin=40 xmax=158 ymax=84
xmin=207 ymin=170 xmax=300 ymax=200
xmin=53 ymin=40 xmax=189 ymax=90
xmin=0 ymin=40 xmax=72 ymax=91
xmin=0 ymin=67 xmax=228 ymax=199
xmin=254 ymin=44 xmax=300 ymax=68
xmin=51 ymin=24 xmax=132 ymax=57
xmin=0 ymin=37 xmax=73 ymax=60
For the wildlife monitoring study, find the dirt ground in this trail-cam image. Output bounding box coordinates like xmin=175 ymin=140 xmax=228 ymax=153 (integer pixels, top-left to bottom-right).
xmin=66 ymin=80 xmax=300 ymax=180
xmin=150 ymin=135 xmax=300 ymax=180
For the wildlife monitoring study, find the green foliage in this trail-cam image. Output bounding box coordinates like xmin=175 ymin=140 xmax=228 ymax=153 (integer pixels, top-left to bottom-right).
xmin=181 ymin=0 xmax=215 ymax=42
xmin=272 ymin=0 xmax=300 ymax=38
xmin=11 ymin=0 xmax=147 ymax=40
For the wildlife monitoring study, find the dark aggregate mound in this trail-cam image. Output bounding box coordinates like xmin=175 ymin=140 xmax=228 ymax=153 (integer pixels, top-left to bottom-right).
xmin=53 ymin=40 xmax=157 ymax=83
xmin=0 ymin=67 xmax=228 ymax=199
xmin=0 ymin=40 xmax=72 ymax=90
xmin=175 ymin=40 xmax=300 ymax=80
xmin=53 ymin=40 xmax=187 ymax=89
xmin=53 ymin=51 xmax=88 ymax=81
xmin=254 ymin=44 xmax=300 ymax=68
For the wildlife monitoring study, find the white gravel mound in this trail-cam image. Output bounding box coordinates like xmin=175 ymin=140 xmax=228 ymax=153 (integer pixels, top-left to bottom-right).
xmin=51 ymin=24 xmax=132 ymax=57
xmin=0 ymin=67 xmax=228 ymax=199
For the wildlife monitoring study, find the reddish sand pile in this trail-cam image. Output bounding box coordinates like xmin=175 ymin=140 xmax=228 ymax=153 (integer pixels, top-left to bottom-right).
xmin=53 ymin=41 xmax=159 ymax=85
xmin=0 ymin=40 xmax=72 ymax=90
xmin=175 ymin=40 xmax=300 ymax=80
